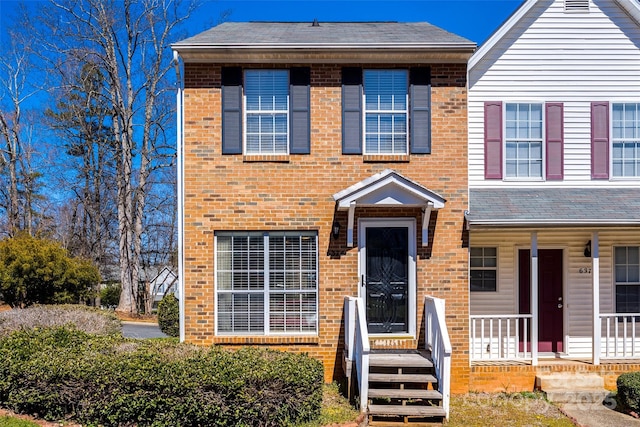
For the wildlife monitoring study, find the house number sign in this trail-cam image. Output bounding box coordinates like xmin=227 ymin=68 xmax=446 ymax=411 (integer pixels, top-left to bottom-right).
xmin=578 ymin=267 xmax=592 ymax=274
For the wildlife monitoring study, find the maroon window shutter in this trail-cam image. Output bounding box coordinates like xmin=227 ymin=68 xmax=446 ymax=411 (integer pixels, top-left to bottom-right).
xmin=484 ymin=101 xmax=503 ymax=179
xmin=591 ymin=101 xmax=610 ymax=179
xmin=545 ymin=103 xmax=564 ymax=180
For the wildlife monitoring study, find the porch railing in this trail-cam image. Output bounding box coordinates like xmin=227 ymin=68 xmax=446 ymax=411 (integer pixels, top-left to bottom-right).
xmin=600 ymin=313 xmax=640 ymax=359
xmin=469 ymin=314 xmax=533 ymax=362
xmin=344 ymin=296 xmax=370 ymax=413
xmin=424 ymin=296 xmax=452 ymax=419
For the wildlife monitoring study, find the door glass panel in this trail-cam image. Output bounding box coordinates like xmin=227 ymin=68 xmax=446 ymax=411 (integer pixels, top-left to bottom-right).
xmin=365 ymin=227 xmax=409 ymax=333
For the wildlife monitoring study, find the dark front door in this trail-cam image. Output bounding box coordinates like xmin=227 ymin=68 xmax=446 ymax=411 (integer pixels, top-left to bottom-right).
xmin=519 ymin=249 xmax=564 ymax=352
xmin=365 ymin=227 xmax=409 ymax=334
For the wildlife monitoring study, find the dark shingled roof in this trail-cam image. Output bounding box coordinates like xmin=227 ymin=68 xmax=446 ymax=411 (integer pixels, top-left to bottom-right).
xmin=173 ymin=21 xmax=474 ymax=48
xmin=469 ymin=188 xmax=640 ymax=227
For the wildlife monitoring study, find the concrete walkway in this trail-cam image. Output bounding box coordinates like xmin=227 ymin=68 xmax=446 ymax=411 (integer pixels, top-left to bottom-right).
xmin=121 ymin=321 xmax=168 ymax=339
xmin=560 ymin=399 xmax=640 ymax=427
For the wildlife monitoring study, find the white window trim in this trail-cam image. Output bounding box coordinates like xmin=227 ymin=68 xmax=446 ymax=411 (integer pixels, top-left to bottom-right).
xmin=610 ymin=102 xmax=640 ymax=180
xmin=503 ymin=101 xmax=545 ymax=181
xmin=242 ymin=69 xmax=290 ymax=156
xmin=470 ymin=247 xmax=498 ymax=292
xmin=613 ymin=245 xmax=640 ymax=314
xmin=214 ymin=231 xmax=319 ymax=336
xmin=362 ymin=69 xmax=409 ymax=155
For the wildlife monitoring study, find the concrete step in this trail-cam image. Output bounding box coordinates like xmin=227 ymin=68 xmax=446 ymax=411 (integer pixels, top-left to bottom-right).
xmin=536 ymin=373 xmax=608 ymax=404
xmin=544 ymin=389 xmax=610 ymax=404
xmin=536 ymin=372 xmax=604 ymax=391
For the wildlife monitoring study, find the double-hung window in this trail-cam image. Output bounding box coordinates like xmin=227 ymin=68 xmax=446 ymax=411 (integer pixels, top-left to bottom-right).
xmin=505 ymin=103 xmax=543 ymax=178
xmin=612 ymin=103 xmax=640 ymax=178
xmin=470 ymin=247 xmax=497 ymax=292
xmin=615 ymin=246 xmax=640 ymax=314
xmin=364 ymin=70 xmax=409 ymax=154
xmin=244 ymin=70 xmax=289 ymax=155
xmin=216 ymin=231 xmax=318 ymax=335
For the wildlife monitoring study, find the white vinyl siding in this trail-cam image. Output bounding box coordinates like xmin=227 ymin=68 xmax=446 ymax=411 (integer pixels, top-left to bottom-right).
xmin=216 ymin=232 xmax=318 ymax=335
xmin=470 ymin=229 xmax=640 ymax=357
xmin=612 ymin=103 xmax=640 ymax=177
xmin=364 ymin=70 xmax=408 ymax=155
xmin=469 ymin=0 xmax=640 ymax=188
xmin=244 ymin=70 xmax=289 ymax=155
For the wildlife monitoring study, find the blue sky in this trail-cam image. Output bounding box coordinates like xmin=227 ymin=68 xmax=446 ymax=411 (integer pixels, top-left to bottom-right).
xmin=201 ymin=0 xmax=524 ymax=45
xmin=0 ymin=1 xmax=524 ymax=46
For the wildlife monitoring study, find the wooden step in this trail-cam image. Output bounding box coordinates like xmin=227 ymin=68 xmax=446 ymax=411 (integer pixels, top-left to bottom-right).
xmin=368 ymin=404 xmax=446 ymax=417
xmin=369 ymin=351 xmax=433 ymax=368
xmin=368 ymin=388 xmax=442 ymax=400
xmin=369 ymin=373 xmax=437 ymax=383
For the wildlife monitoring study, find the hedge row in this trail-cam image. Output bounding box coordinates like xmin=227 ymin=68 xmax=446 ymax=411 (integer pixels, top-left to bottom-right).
xmin=0 ymin=327 xmax=323 ymax=426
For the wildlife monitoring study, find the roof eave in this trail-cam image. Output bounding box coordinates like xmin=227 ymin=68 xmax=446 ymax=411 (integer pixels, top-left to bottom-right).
xmin=172 ymin=44 xmax=476 ymax=64
xmin=468 ymin=219 xmax=640 ymax=229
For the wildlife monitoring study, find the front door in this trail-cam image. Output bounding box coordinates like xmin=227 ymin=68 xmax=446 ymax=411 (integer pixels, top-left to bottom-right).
xmin=519 ymin=249 xmax=564 ymax=352
xmin=361 ymin=224 xmax=412 ymax=334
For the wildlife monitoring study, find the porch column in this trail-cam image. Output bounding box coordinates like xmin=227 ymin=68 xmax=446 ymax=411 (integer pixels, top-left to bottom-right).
xmin=531 ymin=232 xmax=539 ymax=366
xmin=592 ymin=232 xmax=600 ymax=365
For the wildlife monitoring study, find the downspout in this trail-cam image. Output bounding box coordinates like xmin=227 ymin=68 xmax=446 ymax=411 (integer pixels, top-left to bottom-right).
xmin=172 ymin=50 xmax=186 ymax=342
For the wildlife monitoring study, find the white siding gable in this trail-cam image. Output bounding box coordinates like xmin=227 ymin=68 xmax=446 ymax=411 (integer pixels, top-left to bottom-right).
xmin=469 ymin=0 xmax=640 ymax=188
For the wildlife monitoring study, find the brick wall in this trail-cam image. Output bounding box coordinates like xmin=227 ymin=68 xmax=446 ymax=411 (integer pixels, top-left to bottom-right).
xmin=181 ymin=62 xmax=470 ymax=392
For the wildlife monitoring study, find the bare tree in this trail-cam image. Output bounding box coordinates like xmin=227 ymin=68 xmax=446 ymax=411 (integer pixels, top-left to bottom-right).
xmin=34 ymin=0 xmax=197 ymax=313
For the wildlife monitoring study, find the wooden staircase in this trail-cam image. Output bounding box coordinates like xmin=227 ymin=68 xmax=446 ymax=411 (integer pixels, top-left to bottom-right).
xmin=367 ymin=350 xmax=445 ymax=426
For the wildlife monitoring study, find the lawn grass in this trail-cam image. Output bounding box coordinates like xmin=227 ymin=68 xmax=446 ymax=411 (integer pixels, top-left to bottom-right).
xmin=296 ymin=383 xmax=360 ymax=427
xmin=0 ymin=415 xmax=40 ymax=427
xmin=446 ymin=392 xmax=575 ymax=427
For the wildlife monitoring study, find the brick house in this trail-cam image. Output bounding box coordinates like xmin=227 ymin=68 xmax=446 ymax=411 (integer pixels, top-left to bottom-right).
xmin=172 ymin=22 xmax=475 ymax=419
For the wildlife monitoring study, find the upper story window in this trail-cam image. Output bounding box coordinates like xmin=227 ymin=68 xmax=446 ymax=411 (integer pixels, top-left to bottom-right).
xmin=221 ymin=67 xmax=310 ymax=156
xmin=612 ymin=103 xmax=640 ymax=178
xmin=342 ymin=67 xmax=431 ymax=156
xmin=363 ymin=70 xmax=408 ymax=155
xmin=505 ymin=103 xmax=543 ymax=178
xmin=244 ymin=70 xmax=289 ymax=155
xmin=484 ymin=101 xmax=564 ymax=181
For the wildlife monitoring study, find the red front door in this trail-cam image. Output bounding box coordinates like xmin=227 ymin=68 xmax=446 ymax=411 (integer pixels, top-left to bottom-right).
xmin=519 ymin=249 xmax=564 ymax=353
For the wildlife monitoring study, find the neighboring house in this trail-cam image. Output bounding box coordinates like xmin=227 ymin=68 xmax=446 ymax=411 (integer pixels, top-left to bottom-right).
xmin=172 ymin=21 xmax=475 ymax=418
xmin=467 ymin=0 xmax=640 ymax=391
xmin=149 ymin=267 xmax=179 ymax=308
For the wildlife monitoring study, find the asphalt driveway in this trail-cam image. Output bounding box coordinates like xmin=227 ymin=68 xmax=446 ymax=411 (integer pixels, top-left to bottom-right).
xmin=121 ymin=321 xmax=168 ymax=339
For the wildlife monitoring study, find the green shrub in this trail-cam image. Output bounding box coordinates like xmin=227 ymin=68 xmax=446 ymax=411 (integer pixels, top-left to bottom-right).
xmin=0 ymin=304 xmax=121 ymax=337
xmin=0 ymin=327 xmax=324 ymax=426
xmin=157 ymin=293 xmax=179 ymax=337
xmin=0 ymin=234 xmax=100 ymax=308
xmin=99 ymin=283 xmax=121 ymax=308
xmin=617 ymin=372 xmax=640 ymax=413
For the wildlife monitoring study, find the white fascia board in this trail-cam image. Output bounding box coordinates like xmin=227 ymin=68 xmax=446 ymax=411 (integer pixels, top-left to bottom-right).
xmin=468 ymin=0 xmax=538 ymax=71
xmin=333 ymin=170 xmax=446 ymax=210
xmin=613 ymin=0 xmax=640 ymax=27
xmin=468 ymin=219 xmax=640 ymax=228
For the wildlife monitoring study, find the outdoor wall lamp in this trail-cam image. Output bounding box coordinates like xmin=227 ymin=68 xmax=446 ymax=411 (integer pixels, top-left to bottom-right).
xmin=332 ymin=220 xmax=341 ymax=239
xmin=584 ymin=240 xmax=591 ymax=258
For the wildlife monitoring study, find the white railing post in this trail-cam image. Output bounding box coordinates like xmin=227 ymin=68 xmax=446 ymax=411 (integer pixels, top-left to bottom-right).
xmin=425 ymin=296 xmax=452 ymax=419
xmin=592 ymin=231 xmax=600 ymax=365
xmin=353 ymin=297 xmax=370 ymax=412
xmin=531 ymin=232 xmax=539 ymax=366
xmin=344 ymin=297 xmax=356 ymax=363
xmin=469 ymin=314 xmax=533 ymax=362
